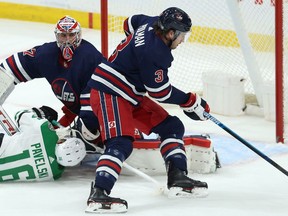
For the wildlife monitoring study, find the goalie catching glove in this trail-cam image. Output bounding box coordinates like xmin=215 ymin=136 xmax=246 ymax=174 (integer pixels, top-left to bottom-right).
xmin=180 ymin=93 xmax=210 ymax=121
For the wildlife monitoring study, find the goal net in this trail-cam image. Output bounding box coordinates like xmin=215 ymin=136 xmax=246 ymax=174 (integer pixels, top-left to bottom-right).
xmin=101 ymin=0 xmax=288 ymax=143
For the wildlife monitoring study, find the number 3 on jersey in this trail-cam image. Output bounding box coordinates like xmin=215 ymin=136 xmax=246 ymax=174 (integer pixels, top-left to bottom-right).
xmin=155 ymin=69 xmax=164 ymax=83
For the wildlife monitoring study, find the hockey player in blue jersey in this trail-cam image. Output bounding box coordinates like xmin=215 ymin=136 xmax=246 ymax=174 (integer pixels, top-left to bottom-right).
xmin=86 ymin=7 xmax=210 ymax=213
xmin=0 ymin=16 xmax=104 ymax=152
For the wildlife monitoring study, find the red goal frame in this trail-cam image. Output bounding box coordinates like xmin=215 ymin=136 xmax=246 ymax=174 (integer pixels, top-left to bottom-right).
xmin=275 ymin=0 xmax=284 ymax=143
xmin=100 ymin=0 xmax=286 ymax=143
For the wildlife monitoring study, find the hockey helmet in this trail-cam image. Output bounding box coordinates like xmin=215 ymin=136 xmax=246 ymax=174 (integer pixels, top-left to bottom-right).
xmin=55 ymin=137 xmax=86 ymax=167
xmin=158 ymin=7 xmax=192 ymax=33
xmin=54 ymin=16 xmax=82 ymax=61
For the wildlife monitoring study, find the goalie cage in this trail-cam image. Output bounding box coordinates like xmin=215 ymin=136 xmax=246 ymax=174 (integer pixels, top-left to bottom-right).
xmin=123 ymin=135 xmax=221 ymax=175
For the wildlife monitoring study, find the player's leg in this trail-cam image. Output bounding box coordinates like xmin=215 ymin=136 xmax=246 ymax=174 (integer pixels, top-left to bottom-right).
xmin=86 ymin=90 xmax=135 ymax=213
xmin=134 ymin=97 xmax=208 ymax=198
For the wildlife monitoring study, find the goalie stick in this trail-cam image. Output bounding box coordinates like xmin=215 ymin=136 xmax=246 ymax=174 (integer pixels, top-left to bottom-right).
xmin=204 ymin=112 xmax=288 ymax=177
xmin=52 ymin=119 xmax=164 ymax=191
xmin=123 ymin=162 xmax=164 ymax=195
xmin=0 ymin=68 xmax=19 ymax=135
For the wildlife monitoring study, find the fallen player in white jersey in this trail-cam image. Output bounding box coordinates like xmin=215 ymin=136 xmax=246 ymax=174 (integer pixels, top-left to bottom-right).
xmin=0 ymin=106 xmax=86 ymax=182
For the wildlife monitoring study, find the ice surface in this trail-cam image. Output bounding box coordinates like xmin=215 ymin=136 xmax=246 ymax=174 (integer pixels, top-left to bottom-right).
xmin=0 ymin=19 xmax=288 ymax=216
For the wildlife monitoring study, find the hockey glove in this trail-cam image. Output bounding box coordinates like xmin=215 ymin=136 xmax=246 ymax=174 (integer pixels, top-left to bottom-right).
xmin=73 ymin=117 xmax=103 ymax=152
xmin=58 ymin=106 xmax=77 ymax=127
xmin=32 ymin=106 xmax=58 ymax=122
xmin=180 ymin=93 xmax=210 ymax=121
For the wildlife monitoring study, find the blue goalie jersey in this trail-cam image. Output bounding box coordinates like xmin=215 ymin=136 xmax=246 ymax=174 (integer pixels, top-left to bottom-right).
xmin=1 ymin=40 xmax=103 ymax=115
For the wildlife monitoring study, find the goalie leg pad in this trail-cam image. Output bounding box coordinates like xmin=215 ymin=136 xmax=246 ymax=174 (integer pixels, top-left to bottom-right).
xmin=123 ymin=135 xmax=219 ymax=176
xmin=185 ymin=136 xmax=219 ymax=173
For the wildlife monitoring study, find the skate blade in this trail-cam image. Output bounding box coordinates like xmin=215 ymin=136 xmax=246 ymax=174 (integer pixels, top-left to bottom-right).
xmin=167 ymin=187 xmax=208 ymax=199
xmin=85 ymin=202 xmax=127 ymax=214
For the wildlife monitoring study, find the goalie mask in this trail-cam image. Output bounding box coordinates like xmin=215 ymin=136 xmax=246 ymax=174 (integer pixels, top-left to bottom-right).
xmin=55 ymin=137 xmax=86 ymax=167
xmin=54 ymin=16 xmax=82 ymax=61
xmin=158 ymin=7 xmax=192 ymax=42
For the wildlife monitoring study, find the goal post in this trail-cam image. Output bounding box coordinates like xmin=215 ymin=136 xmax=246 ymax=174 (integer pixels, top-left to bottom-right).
xmin=100 ymin=0 xmax=108 ymax=58
xmin=275 ymin=0 xmax=285 ymax=143
xmin=100 ymin=0 xmax=288 ymax=143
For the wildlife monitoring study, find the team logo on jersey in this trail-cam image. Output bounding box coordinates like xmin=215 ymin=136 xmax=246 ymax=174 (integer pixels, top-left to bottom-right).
xmin=108 ymin=121 xmax=116 ymax=128
xmin=51 ymin=79 xmax=77 ymax=104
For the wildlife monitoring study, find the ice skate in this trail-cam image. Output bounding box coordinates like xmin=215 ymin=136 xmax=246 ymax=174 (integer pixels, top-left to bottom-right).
xmin=166 ymin=161 xmax=208 ymax=198
xmin=85 ymin=182 xmax=128 ymax=213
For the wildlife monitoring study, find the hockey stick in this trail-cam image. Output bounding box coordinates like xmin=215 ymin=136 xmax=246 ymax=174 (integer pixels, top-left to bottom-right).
xmin=203 ymin=112 xmax=288 ymax=177
xmin=123 ymin=162 xmax=164 ymax=194
xmin=52 ymin=120 xmax=164 ymax=191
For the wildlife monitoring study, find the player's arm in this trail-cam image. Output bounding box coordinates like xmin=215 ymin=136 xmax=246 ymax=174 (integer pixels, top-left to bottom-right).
xmin=123 ymin=16 xmax=134 ymax=36
xmin=0 ymin=46 xmax=45 ymax=107
xmin=180 ymin=93 xmax=210 ymax=121
xmin=0 ymin=45 xmax=42 ymax=84
xmin=57 ymin=105 xmax=77 ymax=127
xmin=57 ymin=84 xmax=92 ymax=128
xmin=140 ymin=54 xmax=188 ymax=104
xmin=58 ymin=89 xmax=101 ymax=152
xmin=15 ymin=106 xmax=58 ymax=127
xmin=141 ymin=60 xmax=210 ymax=121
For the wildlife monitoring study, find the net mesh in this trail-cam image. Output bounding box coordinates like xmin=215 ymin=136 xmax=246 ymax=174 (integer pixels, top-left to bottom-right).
xmin=106 ymin=0 xmax=288 ymax=142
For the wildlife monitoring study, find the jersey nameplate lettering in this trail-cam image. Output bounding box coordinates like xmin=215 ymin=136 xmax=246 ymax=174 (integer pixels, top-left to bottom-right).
xmin=135 ymin=24 xmax=147 ymax=47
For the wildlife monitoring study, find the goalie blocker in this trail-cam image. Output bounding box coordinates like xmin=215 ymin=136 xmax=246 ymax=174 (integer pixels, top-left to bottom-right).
xmin=0 ymin=67 xmax=19 ymax=135
xmin=123 ymin=135 xmax=220 ymax=175
xmin=0 ymin=66 xmax=15 ymax=105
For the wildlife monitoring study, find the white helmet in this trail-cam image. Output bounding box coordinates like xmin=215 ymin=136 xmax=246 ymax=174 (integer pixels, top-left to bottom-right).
xmin=55 ymin=137 xmax=86 ymax=166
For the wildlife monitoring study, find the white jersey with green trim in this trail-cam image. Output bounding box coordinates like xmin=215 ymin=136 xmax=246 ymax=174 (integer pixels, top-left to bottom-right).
xmin=0 ymin=111 xmax=64 ymax=182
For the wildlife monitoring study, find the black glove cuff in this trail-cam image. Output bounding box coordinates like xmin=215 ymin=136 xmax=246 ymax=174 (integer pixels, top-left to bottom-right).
xmin=32 ymin=107 xmax=45 ymax=119
xmin=32 ymin=106 xmax=58 ymax=122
